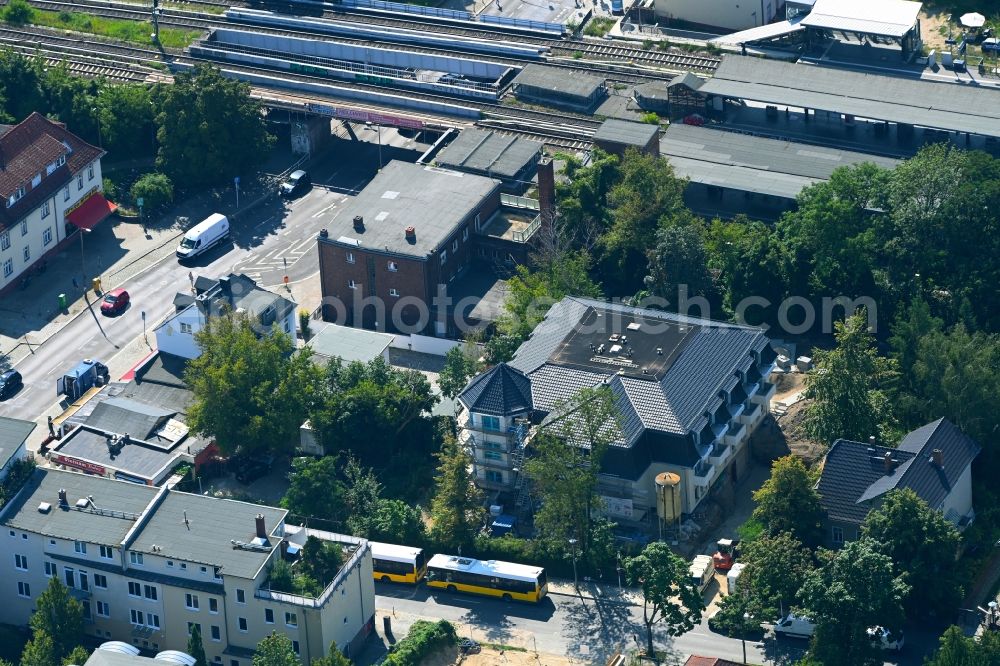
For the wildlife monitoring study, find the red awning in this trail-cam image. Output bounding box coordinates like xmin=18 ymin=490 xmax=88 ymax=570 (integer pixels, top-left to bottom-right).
xmin=67 ymin=192 xmax=118 ymax=230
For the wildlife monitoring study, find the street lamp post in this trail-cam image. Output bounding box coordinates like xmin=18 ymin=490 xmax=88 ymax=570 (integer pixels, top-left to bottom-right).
xmin=78 ymin=227 xmax=90 ymax=288
xmin=616 ymin=552 xmax=624 ymax=589
xmin=376 ymin=123 xmax=383 ymax=171
xmin=741 ymin=612 xmax=754 ymax=665
xmin=568 ymin=538 xmax=579 ymax=590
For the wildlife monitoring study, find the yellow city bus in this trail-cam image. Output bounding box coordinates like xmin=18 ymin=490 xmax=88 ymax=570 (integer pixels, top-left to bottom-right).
xmin=425 ymin=554 xmax=548 ymax=603
xmin=370 ymin=542 xmax=427 ymax=584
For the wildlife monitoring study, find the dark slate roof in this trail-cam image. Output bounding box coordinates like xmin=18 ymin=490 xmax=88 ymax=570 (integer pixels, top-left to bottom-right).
xmin=668 ymin=72 xmax=705 ymax=90
xmin=0 ymin=416 xmax=36 ymax=469
xmin=457 ymin=363 xmax=533 ymax=416
xmin=86 ymin=397 xmax=175 ymax=440
xmin=817 ymin=419 xmax=981 ymax=524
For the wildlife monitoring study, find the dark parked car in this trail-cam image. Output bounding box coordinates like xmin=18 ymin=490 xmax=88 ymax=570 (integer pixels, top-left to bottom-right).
xmin=100 ymin=288 xmax=130 ymax=316
xmin=279 ymin=170 xmax=311 ymax=198
xmin=0 ymin=369 xmax=23 ymax=400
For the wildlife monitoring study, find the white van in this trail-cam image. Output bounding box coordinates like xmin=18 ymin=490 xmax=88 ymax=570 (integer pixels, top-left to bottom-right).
xmin=727 ymin=562 xmax=746 ymax=595
xmin=689 ymin=555 xmax=715 ymax=594
xmin=774 ymin=612 xmax=816 ymax=639
xmin=177 ymin=213 xmax=229 ymax=261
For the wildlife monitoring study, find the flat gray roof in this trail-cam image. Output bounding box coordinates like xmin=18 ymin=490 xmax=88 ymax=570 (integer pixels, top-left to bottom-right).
xmin=700 ymin=56 xmax=1000 ymax=139
xmin=130 ymin=491 xmax=287 ymax=580
xmin=1 ymin=468 xmax=156 ymax=545
xmin=0 ymin=416 xmax=35 ymax=469
xmin=661 ymin=124 xmax=900 ymax=199
xmin=513 ymin=64 xmax=604 ymax=99
xmin=436 ymin=128 xmax=542 ymax=180
xmin=594 ymin=119 xmax=659 ymax=147
xmin=307 ymin=323 xmax=395 ymax=364
xmin=51 ymin=425 xmax=183 ymax=482
xmin=320 ymin=161 xmax=500 ymax=258
xmin=800 ymin=0 xmax=920 ymax=37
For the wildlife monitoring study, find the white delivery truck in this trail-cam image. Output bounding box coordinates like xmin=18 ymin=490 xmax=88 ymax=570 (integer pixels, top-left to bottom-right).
xmin=727 ymin=562 xmax=746 ymax=595
xmin=689 ymin=554 xmax=715 ymax=594
xmin=176 ymin=213 xmax=230 ymax=261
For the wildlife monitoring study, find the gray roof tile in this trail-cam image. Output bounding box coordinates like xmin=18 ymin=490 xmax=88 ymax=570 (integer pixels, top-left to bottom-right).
xmin=457 ymin=363 xmax=533 ymax=416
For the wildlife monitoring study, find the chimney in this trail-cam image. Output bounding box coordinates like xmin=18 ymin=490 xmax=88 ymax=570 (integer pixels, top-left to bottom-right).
xmin=58 ymin=488 xmax=68 ymax=507
xmin=883 ymin=451 xmax=895 ymax=474
xmin=218 ymin=275 xmax=231 ymax=297
xmin=319 ymin=228 xmax=329 ymax=239
xmin=404 ymin=226 xmax=416 ymax=241
xmin=869 ymin=435 xmax=876 ymax=445
xmin=932 ymin=448 xmax=943 ymax=467
xmin=353 ymin=215 xmax=365 ymax=231
xmin=536 ymin=156 xmax=556 ymax=230
xmin=280 ymin=539 xmax=289 ymax=560
xmin=255 ymin=514 xmax=267 ymax=539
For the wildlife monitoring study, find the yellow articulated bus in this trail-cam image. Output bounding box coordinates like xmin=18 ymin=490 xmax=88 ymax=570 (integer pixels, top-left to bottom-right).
xmin=425 ymin=554 xmax=548 ymax=603
xmin=370 ymin=542 xmax=427 ymax=584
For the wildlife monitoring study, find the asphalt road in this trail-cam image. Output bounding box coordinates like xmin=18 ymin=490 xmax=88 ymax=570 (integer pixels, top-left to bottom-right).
xmin=0 ymin=126 xmax=429 ymax=422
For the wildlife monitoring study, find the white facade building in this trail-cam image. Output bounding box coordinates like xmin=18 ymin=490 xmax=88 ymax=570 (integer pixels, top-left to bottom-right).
xmin=654 ymin=0 xmax=781 ymax=32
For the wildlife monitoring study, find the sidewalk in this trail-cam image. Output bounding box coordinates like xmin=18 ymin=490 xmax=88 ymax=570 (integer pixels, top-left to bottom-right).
xmin=546 ymin=577 xmax=644 ymax=606
xmin=0 ymin=175 xmax=277 ymax=368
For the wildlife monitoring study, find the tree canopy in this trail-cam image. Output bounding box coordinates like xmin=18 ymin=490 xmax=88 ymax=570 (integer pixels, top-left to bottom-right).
xmin=187 ymin=624 xmax=207 ymax=666
xmin=625 ymin=541 xmax=704 ymax=656
xmin=924 ymin=625 xmax=1000 ymax=666
xmin=437 ymin=341 xmax=481 ymax=399
xmin=429 ymin=427 xmax=482 ymax=551
xmin=739 ymin=532 xmax=815 ymax=618
xmin=252 ymin=632 xmax=300 ymax=666
xmin=30 ymin=577 xmax=83 ymax=661
xmin=751 ymin=455 xmax=824 ymax=548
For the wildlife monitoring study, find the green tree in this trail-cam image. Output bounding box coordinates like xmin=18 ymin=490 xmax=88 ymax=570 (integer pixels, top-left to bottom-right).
xmin=156 ymin=64 xmax=275 ymax=187
xmin=888 ymin=295 xmax=943 ymax=418
xmin=1 ymin=0 xmax=35 ymax=25
xmin=311 ymin=642 xmax=353 ymax=666
xmin=804 ymin=310 xmax=898 ymax=445
xmin=187 ymin=623 xmax=207 ymax=666
xmin=253 ymin=632 xmax=300 ymax=666
xmin=62 ymin=646 xmax=90 ymax=666
xmin=703 ymin=216 xmax=784 ymax=325
xmin=185 ymin=313 xmax=322 ymax=455
xmin=862 ymin=489 xmax=962 ymax=617
xmin=0 ymin=50 xmax=45 ymax=122
xmin=925 ymin=625 xmax=1000 ymax=666
xmin=96 ymin=82 xmax=155 ymax=156
xmin=644 ymin=222 xmax=714 ymax=308
xmin=483 ymin=333 xmax=521 ymax=365
xmin=437 ymin=342 xmax=481 ymax=399
xmin=281 ymin=456 xmax=347 ymax=525
xmin=299 ymin=536 xmax=344 ymax=586
xmin=751 ymin=456 xmax=824 ymax=548
xmin=367 ymin=499 xmax=426 ymax=545
xmin=30 ymin=577 xmax=83 ymax=660
xmin=343 ymin=457 xmax=383 ymax=536
xmin=800 ymin=537 xmax=908 ymax=666
xmin=20 ymin=631 xmax=57 ymax=666
xmin=739 ymin=532 xmax=814 ymax=618
xmin=428 ymin=428 xmax=482 ymax=551
xmin=526 ymin=386 xmax=617 ymax=563
xmin=130 ymin=172 xmax=174 ymax=212
xmin=625 ymin=542 xmax=704 ymax=656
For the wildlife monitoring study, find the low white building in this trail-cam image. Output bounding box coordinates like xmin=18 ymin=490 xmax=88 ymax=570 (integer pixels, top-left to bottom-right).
xmin=0 ymin=112 xmax=113 ymax=294
xmin=654 ymin=0 xmax=781 ymax=32
xmin=0 ymin=416 xmax=35 ymax=481
xmin=155 ymin=274 xmax=297 ymax=359
xmin=0 ymin=468 xmax=376 ymax=663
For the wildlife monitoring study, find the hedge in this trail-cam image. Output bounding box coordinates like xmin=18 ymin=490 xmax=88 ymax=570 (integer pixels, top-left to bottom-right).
xmin=383 ymin=620 xmax=457 ymax=666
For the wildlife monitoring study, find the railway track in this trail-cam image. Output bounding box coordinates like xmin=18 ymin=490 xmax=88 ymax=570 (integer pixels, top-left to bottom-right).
xmin=0 ymin=24 xmax=158 ymax=80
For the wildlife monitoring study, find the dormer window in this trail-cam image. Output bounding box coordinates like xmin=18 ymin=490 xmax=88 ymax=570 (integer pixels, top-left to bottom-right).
xmin=57 ymin=154 xmax=66 ymax=166
xmin=62 ymin=140 xmax=73 ymax=154
xmin=31 ymin=173 xmax=41 ymax=188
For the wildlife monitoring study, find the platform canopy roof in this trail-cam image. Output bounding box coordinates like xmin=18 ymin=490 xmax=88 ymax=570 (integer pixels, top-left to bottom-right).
xmin=800 ymin=0 xmax=922 ymax=38
xmin=699 ymin=56 xmax=1000 ymax=139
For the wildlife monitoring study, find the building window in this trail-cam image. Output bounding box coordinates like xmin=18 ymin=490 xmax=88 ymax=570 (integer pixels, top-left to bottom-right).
xmin=128 ymin=582 xmax=141 ymax=597
xmin=348 ymin=279 xmax=357 ymax=289
xmin=832 ymin=526 xmax=844 ymax=545
xmin=2 ymin=259 xmax=11 ymax=278
xmin=42 ymin=228 xmax=52 ymax=246
xmin=147 ymin=614 xmax=160 ymax=629
xmin=44 ymin=561 xmax=57 ymax=578
xmin=94 ymin=574 xmax=107 ymax=589
xmin=285 ymin=612 xmax=297 ymax=627
xmin=17 ymin=581 xmax=30 ymax=598
xmin=180 ymin=322 xmax=193 ymax=334
xmin=292 ymin=641 xmax=299 ymax=655
xmin=346 ymin=252 xmax=355 ymax=264
xmin=211 ymin=625 xmax=221 ymax=641
xmin=88 ymin=165 xmax=95 ymax=181
xmin=387 ymin=261 xmax=398 ymax=272
xmin=14 ymin=554 xmax=27 ymax=571
xmin=97 ymin=601 xmax=110 ymax=617
xmin=143 ymin=585 xmax=157 ymax=601
xmin=64 ymin=567 xmax=75 ymax=588
xmin=99 ymin=545 xmax=113 ymax=559
xmin=238 ymin=617 xmax=247 ymax=632
xmin=200 ymin=566 xmax=207 ymax=574
xmin=185 ymin=593 xmax=199 ymax=610
xmin=188 ymin=622 xmax=201 ymax=636
xmin=130 ymin=552 xmax=143 ymax=566
xmin=481 ymin=415 xmax=501 ymax=432
xmin=440 ymin=249 xmax=447 ymax=264
xmin=462 ymin=227 xmax=469 ymax=241
xmin=484 ymin=451 xmax=502 ymax=461
xmin=452 ymin=239 xmax=458 ymax=252
xmin=22 ymin=246 xmax=29 ymax=263
xmin=264 ymin=609 xmax=273 ymax=624
xmin=167 ymin=561 xmax=174 ymax=567
xmin=80 ymin=572 xmax=89 ymax=592
xmin=180 ymin=563 xmax=187 ymax=570
xmin=77 ymin=175 xmax=83 ymax=191
xmin=130 ymin=609 xmax=143 ymax=625
xmin=82 ymin=600 xmax=92 ymax=620
xmin=486 ymin=470 xmax=503 ymax=483
xmin=21 ymin=220 xmax=27 ymax=236
xmin=389 ymin=288 xmax=399 ymax=297
xmin=74 ymin=541 xmax=87 ymax=554
xmin=236 ymin=589 xmax=246 ymax=604
xmin=209 ymin=598 xmax=218 ymax=614
xmin=231 ymin=661 xmax=240 ymax=666
xmin=63 ymin=187 xmax=69 ymax=202
xmin=41 ymin=201 xmax=50 ymax=218
xmin=0 ymin=231 xmax=8 ymax=250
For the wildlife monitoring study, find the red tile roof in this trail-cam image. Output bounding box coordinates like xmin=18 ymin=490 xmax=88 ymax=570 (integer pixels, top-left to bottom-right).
xmin=684 ymin=657 xmax=743 ymax=666
xmin=0 ymin=112 xmax=104 ymax=230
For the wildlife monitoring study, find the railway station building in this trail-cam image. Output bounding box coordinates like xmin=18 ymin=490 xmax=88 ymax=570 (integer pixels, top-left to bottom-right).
xmin=511 ymin=64 xmax=607 ymax=112
xmin=434 ymin=128 xmax=543 ymax=193
xmin=593 ymin=119 xmax=660 ymax=158
xmin=0 ymin=113 xmax=114 ymax=295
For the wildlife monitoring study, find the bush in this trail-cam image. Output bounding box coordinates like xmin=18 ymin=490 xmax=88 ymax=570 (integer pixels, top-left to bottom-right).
xmin=299 ymin=310 xmax=312 ymax=340
xmin=383 ymin=620 xmax=457 ymax=666
xmin=1 ymin=0 xmax=35 ymax=24
xmin=641 ymin=112 xmax=660 ymax=125
xmin=102 ymin=177 xmax=118 ymax=202
xmin=130 ymin=172 xmax=174 ymax=212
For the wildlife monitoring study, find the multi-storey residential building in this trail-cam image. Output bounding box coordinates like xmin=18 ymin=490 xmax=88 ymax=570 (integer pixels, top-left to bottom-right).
xmin=0 ymin=112 xmax=112 ymax=294
xmin=154 ymin=274 xmax=297 ymax=359
xmin=457 ymin=297 xmax=777 ymax=524
xmin=0 ymin=468 xmax=375 ymax=664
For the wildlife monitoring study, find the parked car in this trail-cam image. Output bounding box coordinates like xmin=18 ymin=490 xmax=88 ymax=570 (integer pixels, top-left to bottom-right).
xmin=0 ymin=369 xmax=23 ymax=400
xmin=234 ymin=454 xmax=275 ymax=484
xmin=177 ymin=213 xmax=230 ymax=261
xmin=279 ymin=170 xmax=311 ymax=198
xmin=774 ymin=613 xmax=816 ymax=639
xmin=100 ymin=288 xmax=130 ymax=316
xmin=868 ymin=626 xmax=905 ymax=651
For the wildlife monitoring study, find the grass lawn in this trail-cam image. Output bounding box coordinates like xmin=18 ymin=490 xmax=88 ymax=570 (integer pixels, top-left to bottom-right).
xmin=27 ymin=8 xmax=203 ymax=49
xmin=0 ymin=624 xmax=28 ymax=663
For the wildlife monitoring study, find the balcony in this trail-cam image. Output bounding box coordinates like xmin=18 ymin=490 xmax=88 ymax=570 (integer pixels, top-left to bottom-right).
xmin=751 ymin=381 xmax=776 ymax=406
xmin=708 ymin=442 xmax=731 ymax=466
xmin=256 ymin=530 xmax=366 ymax=609
xmin=693 ymin=460 xmax=715 ymax=487
xmin=711 ymin=421 xmax=730 ymax=441
xmin=739 ymin=401 xmax=764 ymax=427
xmin=724 ymin=421 xmax=747 ymax=448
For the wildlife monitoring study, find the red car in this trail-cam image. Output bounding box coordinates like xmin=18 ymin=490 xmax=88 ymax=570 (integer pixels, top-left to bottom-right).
xmin=100 ymin=288 xmax=130 ymax=316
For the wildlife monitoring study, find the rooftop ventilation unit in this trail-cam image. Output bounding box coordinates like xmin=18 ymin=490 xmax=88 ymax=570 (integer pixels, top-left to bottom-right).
xmin=75 ymin=498 xmax=90 ymax=509
xmin=38 ymin=502 xmax=51 ymax=514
